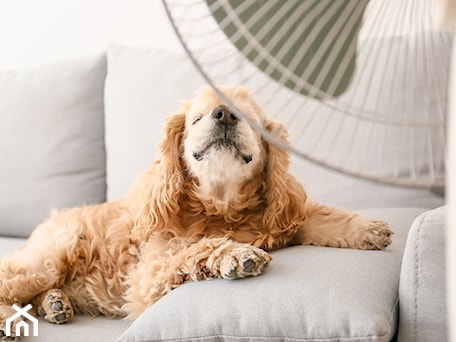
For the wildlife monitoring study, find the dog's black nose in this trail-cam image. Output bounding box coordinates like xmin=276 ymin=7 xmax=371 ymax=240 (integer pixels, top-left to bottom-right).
xmin=211 ymin=105 xmax=238 ymax=125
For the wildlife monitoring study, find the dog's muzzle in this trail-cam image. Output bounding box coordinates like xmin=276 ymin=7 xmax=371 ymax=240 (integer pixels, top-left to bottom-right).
xmin=192 ymin=105 xmax=252 ymax=164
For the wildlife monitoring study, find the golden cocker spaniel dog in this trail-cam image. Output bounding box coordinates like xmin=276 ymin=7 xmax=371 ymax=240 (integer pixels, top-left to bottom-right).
xmin=0 ymin=86 xmax=393 ymax=338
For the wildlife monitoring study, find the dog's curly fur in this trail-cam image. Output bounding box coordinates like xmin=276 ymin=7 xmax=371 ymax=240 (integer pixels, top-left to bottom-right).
xmin=0 ymin=86 xmax=393 ymax=338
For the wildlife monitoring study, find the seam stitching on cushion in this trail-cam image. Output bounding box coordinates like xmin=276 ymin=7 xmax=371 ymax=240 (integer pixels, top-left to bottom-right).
xmin=413 ymin=211 xmax=427 ymax=342
xmin=389 ymin=295 xmax=399 ymax=340
xmin=139 ymin=333 xmax=389 ymax=342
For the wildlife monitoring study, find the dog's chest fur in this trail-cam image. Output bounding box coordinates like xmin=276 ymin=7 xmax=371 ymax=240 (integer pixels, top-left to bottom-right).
xmin=168 ymin=184 xmax=269 ymax=245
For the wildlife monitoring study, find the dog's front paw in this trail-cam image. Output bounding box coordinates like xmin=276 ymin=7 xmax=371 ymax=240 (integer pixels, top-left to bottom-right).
xmin=0 ymin=326 xmax=16 ymax=341
xmin=37 ymin=289 xmax=74 ymax=324
xmin=220 ymin=246 xmax=272 ymax=279
xmin=0 ymin=325 xmax=17 ymax=341
xmin=362 ymin=220 xmax=394 ymax=250
xmin=0 ymin=305 xmax=18 ymax=341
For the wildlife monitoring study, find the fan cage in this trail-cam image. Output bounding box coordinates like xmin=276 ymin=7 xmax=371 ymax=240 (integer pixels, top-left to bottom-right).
xmin=162 ymin=0 xmax=451 ymax=188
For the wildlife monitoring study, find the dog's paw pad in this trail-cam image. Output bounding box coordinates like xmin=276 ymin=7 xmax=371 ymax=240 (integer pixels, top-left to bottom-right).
xmin=363 ymin=220 xmax=394 ymax=250
xmin=0 ymin=329 xmax=16 ymax=341
xmin=39 ymin=289 xmax=74 ymax=324
xmin=0 ymin=306 xmax=18 ymax=341
xmin=221 ymin=246 xmax=272 ymax=279
xmin=0 ymin=327 xmax=18 ymax=341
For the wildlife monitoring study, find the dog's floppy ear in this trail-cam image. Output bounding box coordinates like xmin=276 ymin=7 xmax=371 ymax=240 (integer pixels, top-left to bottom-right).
xmin=157 ymin=107 xmax=188 ymax=170
xmin=260 ymin=119 xmax=308 ymax=249
xmin=128 ymin=105 xmax=189 ymax=241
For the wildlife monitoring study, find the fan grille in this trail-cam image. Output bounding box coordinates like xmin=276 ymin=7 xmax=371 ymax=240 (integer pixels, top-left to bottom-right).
xmin=163 ymin=0 xmax=451 ymax=188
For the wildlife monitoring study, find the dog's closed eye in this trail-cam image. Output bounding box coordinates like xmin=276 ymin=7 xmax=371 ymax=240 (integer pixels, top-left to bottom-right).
xmin=192 ymin=116 xmax=202 ymax=125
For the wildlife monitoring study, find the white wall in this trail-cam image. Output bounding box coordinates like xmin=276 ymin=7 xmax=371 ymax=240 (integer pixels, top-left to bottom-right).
xmin=0 ymin=0 xmax=182 ymax=68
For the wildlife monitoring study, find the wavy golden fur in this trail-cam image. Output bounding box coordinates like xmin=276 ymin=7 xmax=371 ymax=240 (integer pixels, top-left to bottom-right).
xmin=0 ymin=86 xmax=393 ymax=338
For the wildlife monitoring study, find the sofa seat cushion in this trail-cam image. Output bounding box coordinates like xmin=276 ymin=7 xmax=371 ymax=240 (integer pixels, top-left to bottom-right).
xmin=0 ymin=236 xmax=26 ymax=258
xmin=118 ymin=207 xmax=427 ymax=342
xmin=27 ymin=314 xmax=132 ymax=342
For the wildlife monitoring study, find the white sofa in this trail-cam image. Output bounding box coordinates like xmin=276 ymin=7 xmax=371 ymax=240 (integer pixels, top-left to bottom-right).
xmin=0 ymin=45 xmax=448 ymax=341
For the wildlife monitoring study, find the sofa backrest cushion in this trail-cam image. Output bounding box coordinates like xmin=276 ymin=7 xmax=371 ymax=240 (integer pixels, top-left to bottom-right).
xmin=104 ymin=45 xmax=207 ymax=201
xmin=0 ymin=55 xmax=107 ymax=237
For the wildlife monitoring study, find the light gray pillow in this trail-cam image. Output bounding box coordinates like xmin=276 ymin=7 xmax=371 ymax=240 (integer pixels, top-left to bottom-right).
xmin=118 ymin=207 xmax=427 ymax=342
xmin=398 ymin=206 xmax=447 ymax=341
xmin=0 ymin=55 xmax=107 ymax=237
xmin=104 ymin=45 xmax=208 ymax=201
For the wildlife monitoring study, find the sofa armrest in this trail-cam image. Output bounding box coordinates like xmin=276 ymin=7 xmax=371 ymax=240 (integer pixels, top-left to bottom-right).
xmin=397 ymin=205 xmax=447 ymax=341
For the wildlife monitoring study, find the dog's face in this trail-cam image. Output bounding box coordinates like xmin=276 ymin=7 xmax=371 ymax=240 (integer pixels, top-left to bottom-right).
xmin=183 ymin=87 xmax=267 ymax=195
xmin=132 ymin=86 xmax=296 ymax=241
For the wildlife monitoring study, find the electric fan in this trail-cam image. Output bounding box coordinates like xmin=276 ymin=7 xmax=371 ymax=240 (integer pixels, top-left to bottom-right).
xmin=162 ymin=0 xmax=452 ymax=188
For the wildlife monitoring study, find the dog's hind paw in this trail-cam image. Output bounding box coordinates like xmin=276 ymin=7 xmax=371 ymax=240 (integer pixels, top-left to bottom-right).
xmin=220 ymin=246 xmax=272 ymax=280
xmin=36 ymin=289 xmax=74 ymax=324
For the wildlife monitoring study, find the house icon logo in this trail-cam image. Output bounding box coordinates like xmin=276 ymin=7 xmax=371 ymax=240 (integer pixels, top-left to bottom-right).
xmin=5 ymin=304 xmax=38 ymax=337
